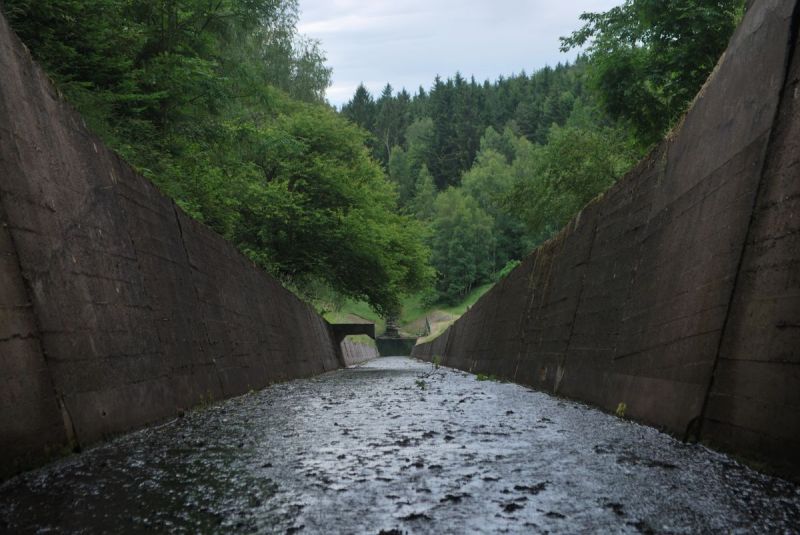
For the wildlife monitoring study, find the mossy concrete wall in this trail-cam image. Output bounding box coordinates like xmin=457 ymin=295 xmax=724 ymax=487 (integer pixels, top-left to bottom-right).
xmin=414 ymin=0 xmax=800 ymax=479
xmin=0 ymin=11 xmax=378 ymax=478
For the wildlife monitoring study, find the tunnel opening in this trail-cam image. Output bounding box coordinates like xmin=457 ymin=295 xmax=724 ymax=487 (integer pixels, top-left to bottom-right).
xmin=375 ymin=336 xmax=418 ymax=357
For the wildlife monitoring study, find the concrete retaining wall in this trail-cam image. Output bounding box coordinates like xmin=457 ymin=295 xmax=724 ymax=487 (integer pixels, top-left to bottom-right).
xmin=0 ymin=11 xmax=344 ymax=477
xmin=341 ymin=337 xmax=379 ymax=366
xmin=414 ymin=0 xmax=800 ymax=479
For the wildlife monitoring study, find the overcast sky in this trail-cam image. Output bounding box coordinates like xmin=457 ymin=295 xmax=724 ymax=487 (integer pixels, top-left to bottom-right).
xmin=297 ymin=0 xmax=622 ymax=107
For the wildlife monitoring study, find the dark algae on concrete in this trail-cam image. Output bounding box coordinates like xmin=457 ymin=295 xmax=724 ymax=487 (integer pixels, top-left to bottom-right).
xmin=1 ymin=358 xmax=798 ymax=533
xmin=0 ymin=8 xmax=376 ymax=477
xmin=413 ymin=0 xmax=800 ymax=479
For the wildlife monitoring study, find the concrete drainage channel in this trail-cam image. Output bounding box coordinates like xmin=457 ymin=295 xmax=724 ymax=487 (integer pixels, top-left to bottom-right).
xmin=1 ymin=357 xmax=798 ymax=534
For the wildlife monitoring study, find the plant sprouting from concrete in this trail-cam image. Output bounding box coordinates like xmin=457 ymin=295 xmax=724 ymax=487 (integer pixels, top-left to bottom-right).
xmin=476 ymin=373 xmax=500 ymax=382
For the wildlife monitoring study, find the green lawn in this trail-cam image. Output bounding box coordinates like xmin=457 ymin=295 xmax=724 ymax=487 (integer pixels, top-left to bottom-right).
xmin=441 ymin=283 xmax=495 ymax=316
xmin=399 ymin=283 xmax=494 ymax=325
xmin=323 ymin=299 xmax=386 ymax=334
xmin=324 ymin=283 xmax=495 ymax=340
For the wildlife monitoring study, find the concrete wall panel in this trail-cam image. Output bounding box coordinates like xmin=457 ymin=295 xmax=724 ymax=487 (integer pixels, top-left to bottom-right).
xmin=0 ymin=11 xmax=344 ymax=476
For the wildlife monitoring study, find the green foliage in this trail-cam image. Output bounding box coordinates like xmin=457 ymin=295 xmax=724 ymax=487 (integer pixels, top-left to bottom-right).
xmin=374 ymin=84 xmax=411 ymax=164
xmin=335 ymin=3 xmax=743 ymax=304
xmin=341 ymin=84 xmax=375 ymax=128
xmin=221 ymin=105 xmax=434 ymax=316
xmin=430 ymin=189 xmax=495 ymax=304
xmin=475 ymin=373 xmax=500 ymax=382
xmin=323 ymin=298 xmax=386 ymax=335
xmin=440 ymin=283 xmax=494 ymax=316
xmin=479 ymin=126 xmax=518 ymax=164
xmin=338 ymin=58 xmax=627 ymax=302
xmin=462 ymin=141 xmax=529 ymax=271
xmin=405 ymin=117 xmax=435 ymax=173
xmin=388 ymin=146 xmax=415 ymax=207
xmin=11 ymin=0 xmax=743 ymax=318
xmin=5 ymin=0 xmax=431 ymax=317
xmin=561 ymin=0 xmax=744 ymax=145
xmin=497 ymin=259 xmax=521 ymax=280
xmin=506 ymin=121 xmax=639 ymax=243
xmin=412 ymin=166 xmax=437 ymax=221
xmin=404 ymin=282 xmax=493 ymax=326
xmin=341 ymin=62 xmax=586 ymax=189
xmin=339 ymin=0 xmax=741 ymax=310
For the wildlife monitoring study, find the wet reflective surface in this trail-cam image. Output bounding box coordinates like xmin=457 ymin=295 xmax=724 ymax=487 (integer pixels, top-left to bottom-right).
xmin=1 ymin=357 xmax=799 ymax=534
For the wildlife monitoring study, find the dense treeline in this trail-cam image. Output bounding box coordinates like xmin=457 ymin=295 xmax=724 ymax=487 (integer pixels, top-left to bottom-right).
xmin=341 ymin=62 xmax=640 ymax=303
xmin=3 ymin=0 xmax=432 ymax=316
xmin=341 ymin=0 xmax=744 ymax=304
xmin=342 ymin=62 xmax=589 ymax=189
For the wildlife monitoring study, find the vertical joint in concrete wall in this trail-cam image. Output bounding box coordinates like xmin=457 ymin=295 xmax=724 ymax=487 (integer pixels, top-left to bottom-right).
xmin=559 ymin=216 xmax=601 ymax=394
xmin=693 ymin=0 xmax=800 ymax=444
xmin=170 ymin=202 xmax=225 ymax=397
xmin=0 ymin=193 xmax=76 ymax=456
xmin=57 ymin=396 xmax=79 ymax=450
xmin=512 ymin=254 xmax=546 ymax=382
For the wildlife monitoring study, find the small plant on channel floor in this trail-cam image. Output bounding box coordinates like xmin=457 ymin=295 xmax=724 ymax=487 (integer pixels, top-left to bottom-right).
xmin=415 ymin=379 xmax=427 ymax=390
xmin=615 ymin=402 xmax=627 ymax=418
xmin=193 ymin=390 xmax=216 ymax=411
xmin=475 ymin=373 xmax=501 ymax=382
xmin=432 ymin=355 xmax=442 ymax=369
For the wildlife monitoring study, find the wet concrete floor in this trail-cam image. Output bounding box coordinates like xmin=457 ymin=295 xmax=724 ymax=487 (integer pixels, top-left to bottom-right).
xmin=1 ymin=357 xmax=799 ymax=534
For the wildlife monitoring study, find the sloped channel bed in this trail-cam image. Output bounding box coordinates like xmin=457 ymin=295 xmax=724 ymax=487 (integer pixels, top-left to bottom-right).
xmin=1 ymin=357 xmax=798 ymax=533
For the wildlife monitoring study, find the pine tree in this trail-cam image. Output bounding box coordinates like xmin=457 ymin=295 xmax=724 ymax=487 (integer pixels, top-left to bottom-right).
xmin=341 ymin=83 xmax=376 ymax=131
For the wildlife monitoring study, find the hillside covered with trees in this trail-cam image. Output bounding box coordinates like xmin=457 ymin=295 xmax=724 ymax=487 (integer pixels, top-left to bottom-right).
xmin=4 ymin=0 xmax=745 ymax=318
xmin=3 ymin=0 xmax=432 ymax=318
xmin=341 ymin=0 xmax=744 ymax=306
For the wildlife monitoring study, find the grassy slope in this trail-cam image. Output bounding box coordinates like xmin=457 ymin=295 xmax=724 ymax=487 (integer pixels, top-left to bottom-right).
xmin=323 ymin=300 xmax=386 ymax=334
xmin=324 ymin=283 xmax=494 ymax=340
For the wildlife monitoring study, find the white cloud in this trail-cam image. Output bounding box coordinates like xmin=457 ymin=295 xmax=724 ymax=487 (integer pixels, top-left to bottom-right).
xmin=298 ymin=0 xmax=623 ymax=106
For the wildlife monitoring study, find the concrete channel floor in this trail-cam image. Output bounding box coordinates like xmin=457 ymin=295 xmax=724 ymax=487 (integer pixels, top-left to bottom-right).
xmin=1 ymin=357 xmax=799 ymax=534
